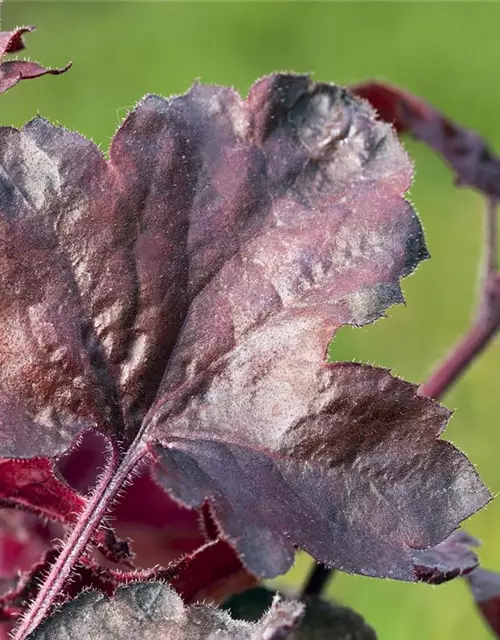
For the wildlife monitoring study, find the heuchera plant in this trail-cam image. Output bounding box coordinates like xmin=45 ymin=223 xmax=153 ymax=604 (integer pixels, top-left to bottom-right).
xmin=1 ymin=11 xmax=500 ymax=639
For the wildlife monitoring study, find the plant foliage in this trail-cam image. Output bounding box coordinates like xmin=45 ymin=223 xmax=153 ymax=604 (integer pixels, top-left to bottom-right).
xmin=0 ymin=9 xmax=497 ymax=640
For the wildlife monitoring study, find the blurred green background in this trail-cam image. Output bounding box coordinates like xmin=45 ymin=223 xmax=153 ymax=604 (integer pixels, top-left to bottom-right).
xmin=3 ymin=2 xmax=500 ymax=638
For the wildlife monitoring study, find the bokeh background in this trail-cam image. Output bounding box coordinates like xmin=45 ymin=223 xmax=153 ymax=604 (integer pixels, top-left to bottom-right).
xmin=3 ymin=2 xmax=500 ymax=638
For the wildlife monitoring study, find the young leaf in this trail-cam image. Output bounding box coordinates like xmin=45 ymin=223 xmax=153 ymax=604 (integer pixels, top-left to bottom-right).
xmin=26 ymin=582 xmax=304 ymax=640
xmin=352 ymin=81 xmax=500 ymax=198
xmin=0 ymin=510 xmax=56 ymax=638
xmin=0 ymin=74 xmax=489 ymax=586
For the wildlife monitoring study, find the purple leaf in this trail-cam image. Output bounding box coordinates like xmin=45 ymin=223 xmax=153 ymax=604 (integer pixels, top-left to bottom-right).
xmin=27 ymin=582 xmax=304 ymax=640
xmin=0 ymin=74 xmax=489 ymax=583
xmin=0 ymin=24 xmax=70 ymax=95
xmin=412 ymin=529 xmax=480 ymax=584
xmin=151 ymin=365 xmax=488 ymax=579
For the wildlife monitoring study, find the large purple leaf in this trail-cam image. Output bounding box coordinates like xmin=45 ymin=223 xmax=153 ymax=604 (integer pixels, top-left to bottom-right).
xmin=0 ymin=74 xmax=489 ymax=581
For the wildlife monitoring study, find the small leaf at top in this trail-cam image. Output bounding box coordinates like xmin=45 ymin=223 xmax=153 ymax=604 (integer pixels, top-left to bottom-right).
xmin=467 ymin=567 xmax=500 ymax=637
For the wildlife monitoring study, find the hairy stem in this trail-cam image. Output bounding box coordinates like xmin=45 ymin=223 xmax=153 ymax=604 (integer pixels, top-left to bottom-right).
xmin=12 ymin=441 xmax=148 ymax=640
xmin=301 ymin=563 xmax=335 ymax=598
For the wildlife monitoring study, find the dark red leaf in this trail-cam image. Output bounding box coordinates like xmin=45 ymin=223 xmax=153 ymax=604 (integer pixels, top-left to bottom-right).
xmin=1 ymin=550 xmax=57 ymax=617
xmin=1 ymin=535 xmax=254 ymax=625
xmin=467 ymin=567 xmax=500 ymax=637
xmin=0 ymin=26 xmax=33 ymax=55
xmin=352 ymin=81 xmax=500 ymax=199
xmin=56 ymin=430 xmax=108 ymax=495
xmin=0 ymin=510 xmax=55 ymax=637
xmin=108 ymin=468 xmax=206 ymax=567
xmin=57 ymin=432 xmax=192 ymax=567
xmin=0 ymin=74 xmax=488 ymax=585
xmin=27 ymin=582 xmax=304 ymax=640
xmin=412 ymin=529 xmax=480 ymax=584
xmin=0 ymin=510 xmax=53 ymax=595
xmin=0 ymin=24 xmax=70 ymax=95
xmin=0 ymin=458 xmax=85 ymax=522
xmin=0 ymin=60 xmax=71 ymax=95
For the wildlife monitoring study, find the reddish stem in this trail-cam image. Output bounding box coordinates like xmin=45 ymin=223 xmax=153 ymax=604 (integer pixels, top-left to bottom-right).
xmin=12 ymin=442 xmax=148 ymax=639
xmin=419 ymin=198 xmax=500 ymax=402
xmin=418 ymin=316 xmax=500 ymax=401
